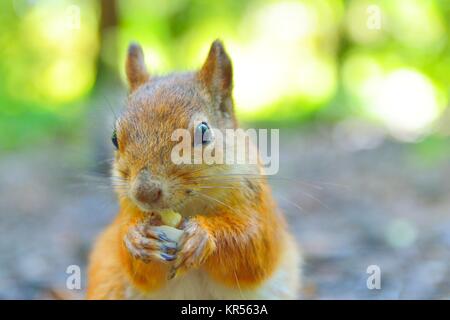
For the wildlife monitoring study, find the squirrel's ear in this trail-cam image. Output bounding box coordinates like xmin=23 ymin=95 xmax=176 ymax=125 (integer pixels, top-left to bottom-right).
xmin=126 ymin=42 xmax=150 ymax=92
xmin=198 ymin=40 xmax=233 ymax=97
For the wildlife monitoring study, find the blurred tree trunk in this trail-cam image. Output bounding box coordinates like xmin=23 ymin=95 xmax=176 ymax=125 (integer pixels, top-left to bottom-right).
xmin=90 ymin=0 xmax=122 ymax=174
xmin=95 ymin=0 xmax=119 ymax=89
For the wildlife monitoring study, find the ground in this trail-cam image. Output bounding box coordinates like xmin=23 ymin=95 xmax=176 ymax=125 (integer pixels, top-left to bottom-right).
xmin=1 ymin=126 xmax=449 ymax=299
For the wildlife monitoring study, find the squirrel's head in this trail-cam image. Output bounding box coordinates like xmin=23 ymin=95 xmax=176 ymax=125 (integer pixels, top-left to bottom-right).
xmin=112 ymin=40 xmax=258 ymax=215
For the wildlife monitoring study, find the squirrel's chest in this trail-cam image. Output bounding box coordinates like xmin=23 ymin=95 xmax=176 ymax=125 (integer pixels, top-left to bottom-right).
xmin=124 ymin=270 xmax=240 ymax=299
xmin=123 ymin=264 xmax=296 ymax=300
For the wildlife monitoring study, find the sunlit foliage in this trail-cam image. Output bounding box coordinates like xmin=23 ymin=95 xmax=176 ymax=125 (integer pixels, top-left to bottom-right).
xmin=0 ymin=0 xmax=448 ymax=149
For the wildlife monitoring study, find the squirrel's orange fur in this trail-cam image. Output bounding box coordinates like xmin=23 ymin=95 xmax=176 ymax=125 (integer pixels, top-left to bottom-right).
xmin=86 ymin=40 xmax=301 ymax=299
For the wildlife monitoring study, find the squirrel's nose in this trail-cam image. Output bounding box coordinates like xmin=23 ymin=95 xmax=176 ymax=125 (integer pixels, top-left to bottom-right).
xmin=131 ymin=170 xmax=163 ymax=204
xmin=134 ymin=184 xmax=162 ymax=204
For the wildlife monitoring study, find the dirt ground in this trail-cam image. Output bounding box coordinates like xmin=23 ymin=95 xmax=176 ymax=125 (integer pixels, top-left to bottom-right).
xmin=1 ymin=126 xmax=449 ymax=299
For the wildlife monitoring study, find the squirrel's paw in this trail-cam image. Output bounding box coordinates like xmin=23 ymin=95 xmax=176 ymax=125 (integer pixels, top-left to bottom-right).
xmin=169 ymin=219 xmax=215 ymax=279
xmin=124 ymin=224 xmax=179 ymax=264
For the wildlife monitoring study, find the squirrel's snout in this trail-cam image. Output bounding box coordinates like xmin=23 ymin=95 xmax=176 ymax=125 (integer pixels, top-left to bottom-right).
xmin=130 ymin=170 xmax=163 ymax=206
xmin=134 ymin=183 xmax=162 ymax=204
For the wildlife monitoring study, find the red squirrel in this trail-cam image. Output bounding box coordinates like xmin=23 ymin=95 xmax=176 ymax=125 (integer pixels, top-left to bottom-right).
xmin=86 ymin=40 xmax=301 ymax=299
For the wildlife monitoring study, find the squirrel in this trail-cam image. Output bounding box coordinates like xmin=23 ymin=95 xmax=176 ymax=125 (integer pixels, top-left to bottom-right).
xmin=86 ymin=40 xmax=301 ymax=299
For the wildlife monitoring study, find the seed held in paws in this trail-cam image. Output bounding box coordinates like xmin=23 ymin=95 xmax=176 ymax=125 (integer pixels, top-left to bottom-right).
xmin=159 ymin=209 xmax=182 ymax=228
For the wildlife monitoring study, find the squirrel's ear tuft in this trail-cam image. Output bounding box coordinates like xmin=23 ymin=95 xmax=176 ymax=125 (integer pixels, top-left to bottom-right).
xmin=198 ymin=40 xmax=233 ymax=97
xmin=126 ymin=42 xmax=149 ymax=91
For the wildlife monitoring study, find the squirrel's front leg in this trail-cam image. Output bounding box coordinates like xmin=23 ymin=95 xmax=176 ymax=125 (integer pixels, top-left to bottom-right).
xmin=121 ymin=221 xmax=182 ymax=291
xmin=181 ymin=212 xmax=282 ymax=289
xmin=170 ymin=218 xmax=216 ymax=278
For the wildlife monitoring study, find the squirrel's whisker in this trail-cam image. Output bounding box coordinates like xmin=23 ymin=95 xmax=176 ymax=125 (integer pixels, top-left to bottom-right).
xmin=193 ymin=185 xmax=238 ymax=190
xmin=191 ymin=190 xmax=237 ymax=214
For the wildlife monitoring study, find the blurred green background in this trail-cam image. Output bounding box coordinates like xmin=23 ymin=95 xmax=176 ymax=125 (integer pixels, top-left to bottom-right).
xmin=1 ymin=0 xmax=449 ymax=150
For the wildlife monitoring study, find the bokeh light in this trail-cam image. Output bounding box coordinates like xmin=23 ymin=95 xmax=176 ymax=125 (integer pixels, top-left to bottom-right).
xmin=233 ymin=1 xmax=340 ymax=118
xmin=368 ymin=69 xmax=443 ymax=140
xmin=5 ymin=0 xmax=98 ymax=106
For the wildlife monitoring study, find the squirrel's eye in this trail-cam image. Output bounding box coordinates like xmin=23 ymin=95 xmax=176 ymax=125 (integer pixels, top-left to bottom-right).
xmin=195 ymin=122 xmax=213 ymax=145
xmin=111 ymin=129 xmax=119 ymax=149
